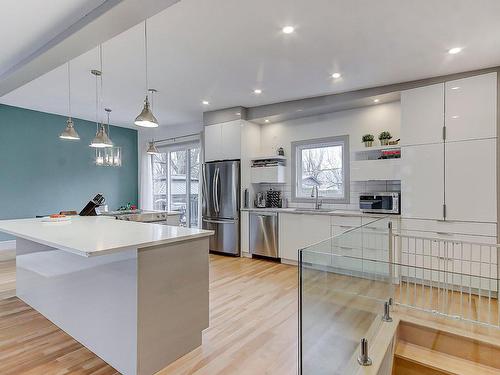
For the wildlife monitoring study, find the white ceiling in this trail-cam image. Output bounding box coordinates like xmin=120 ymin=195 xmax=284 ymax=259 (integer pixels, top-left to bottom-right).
xmin=2 ymin=0 xmax=500 ymax=129
xmin=0 ymin=0 xmax=106 ymax=77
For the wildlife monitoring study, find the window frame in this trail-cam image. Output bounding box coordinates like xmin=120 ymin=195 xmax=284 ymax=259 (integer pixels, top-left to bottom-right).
xmin=291 ymin=135 xmax=350 ymax=204
xmin=150 ymin=140 xmax=201 ymax=227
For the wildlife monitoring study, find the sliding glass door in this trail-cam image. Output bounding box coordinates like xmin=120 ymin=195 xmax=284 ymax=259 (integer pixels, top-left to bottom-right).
xmin=151 ymin=142 xmax=200 ymax=227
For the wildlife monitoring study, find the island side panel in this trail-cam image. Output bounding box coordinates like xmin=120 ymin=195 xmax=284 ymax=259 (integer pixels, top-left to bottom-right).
xmin=15 ymin=237 xmax=138 ymax=375
xmin=137 ymin=237 xmax=209 ymax=375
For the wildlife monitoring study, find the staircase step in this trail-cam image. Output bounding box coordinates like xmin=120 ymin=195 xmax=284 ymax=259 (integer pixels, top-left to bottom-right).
xmin=395 ymin=341 xmax=500 ymax=375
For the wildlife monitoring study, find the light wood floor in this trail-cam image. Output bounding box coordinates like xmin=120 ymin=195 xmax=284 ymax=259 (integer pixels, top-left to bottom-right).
xmin=0 ymin=252 xmax=299 ymax=374
xmin=2 ymin=249 xmax=500 ymax=375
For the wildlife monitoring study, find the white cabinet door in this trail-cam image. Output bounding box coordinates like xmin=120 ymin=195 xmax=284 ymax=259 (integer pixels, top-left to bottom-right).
xmin=221 ymin=121 xmax=242 ymax=160
xmin=445 ymin=73 xmax=497 ymax=142
xmin=204 ymin=124 xmax=222 ymax=162
xmin=401 ymin=83 xmax=444 ymax=146
xmin=401 ymin=143 xmax=444 ymax=220
xmin=240 ymin=211 xmax=249 ymax=254
xmin=445 ymin=138 xmax=497 ymax=223
xmin=279 ymin=213 xmax=331 ymax=262
xmin=279 ymin=213 xmax=303 ymax=261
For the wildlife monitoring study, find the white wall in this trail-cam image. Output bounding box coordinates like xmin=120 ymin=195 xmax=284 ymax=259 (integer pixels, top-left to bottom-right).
xmin=259 ymin=101 xmax=401 ymax=209
xmin=138 ymin=122 xmax=203 ymax=210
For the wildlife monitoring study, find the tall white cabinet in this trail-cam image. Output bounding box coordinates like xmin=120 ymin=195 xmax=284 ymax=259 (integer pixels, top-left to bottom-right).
xmin=401 ymin=72 xmax=497 ymax=224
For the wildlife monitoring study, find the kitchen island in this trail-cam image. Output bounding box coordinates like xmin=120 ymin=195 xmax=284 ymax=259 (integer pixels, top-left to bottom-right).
xmin=0 ymin=216 xmax=213 ymax=375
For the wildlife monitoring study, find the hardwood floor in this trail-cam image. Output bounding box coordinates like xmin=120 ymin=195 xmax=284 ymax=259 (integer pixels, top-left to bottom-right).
xmin=0 ymin=252 xmax=299 ymax=374
xmin=2 ymin=248 xmax=499 ymax=375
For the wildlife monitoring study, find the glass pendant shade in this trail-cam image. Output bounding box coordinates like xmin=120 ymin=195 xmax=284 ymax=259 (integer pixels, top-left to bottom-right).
xmin=146 ymin=141 xmax=160 ymax=155
xmin=135 ymin=96 xmax=158 ymax=127
xmin=59 ymin=118 xmax=80 ymax=140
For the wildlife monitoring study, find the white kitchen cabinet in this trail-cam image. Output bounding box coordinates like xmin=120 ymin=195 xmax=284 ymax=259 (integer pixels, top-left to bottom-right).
xmin=401 ymin=83 xmax=444 ymax=146
xmin=445 ymin=138 xmax=497 ymax=223
xmin=222 ymin=121 xmax=242 ymax=160
xmin=279 ymin=213 xmax=331 ymax=262
xmin=204 ymin=121 xmax=242 ymax=162
xmin=401 ymin=143 xmax=444 ymax=220
xmin=350 ymin=159 xmax=401 ymax=181
xmin=204 ymin=124 xmax=222 ymax=162
xmin=250 ymin=166 xmax=286 ymax=184
xmin=445 ymin=73 xmax=497 ymax=142
xmin=240 ymin=211 xmax=249 ymax=254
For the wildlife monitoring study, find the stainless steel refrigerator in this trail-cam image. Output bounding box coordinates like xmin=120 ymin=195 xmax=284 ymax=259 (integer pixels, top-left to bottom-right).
xmin=202 ymin=160 xmax=240 ymax=256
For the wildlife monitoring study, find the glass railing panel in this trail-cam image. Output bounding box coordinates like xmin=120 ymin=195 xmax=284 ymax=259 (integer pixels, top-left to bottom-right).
xmin=299 ymin=236 xmax=395 ymax=375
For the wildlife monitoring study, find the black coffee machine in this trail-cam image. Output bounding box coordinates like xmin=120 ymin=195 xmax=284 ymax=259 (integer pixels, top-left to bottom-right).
xmin=79 ymin=194 xmax=106 ymax=216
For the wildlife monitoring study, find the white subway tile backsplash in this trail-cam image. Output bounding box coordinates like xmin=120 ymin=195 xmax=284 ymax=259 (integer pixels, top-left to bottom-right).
xmin=254 ymin=179 xmax=400 ymax=209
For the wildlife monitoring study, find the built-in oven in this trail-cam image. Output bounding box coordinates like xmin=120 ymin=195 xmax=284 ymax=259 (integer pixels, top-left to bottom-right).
xmin=359 ymin=192 xmax=400 ymax=214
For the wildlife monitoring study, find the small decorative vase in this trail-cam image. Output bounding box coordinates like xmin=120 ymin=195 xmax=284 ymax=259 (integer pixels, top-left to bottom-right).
xmin=380 ymin=139 xmax=389 ymax=146
xmin=364 ymin=141 xmax=373 ymax=147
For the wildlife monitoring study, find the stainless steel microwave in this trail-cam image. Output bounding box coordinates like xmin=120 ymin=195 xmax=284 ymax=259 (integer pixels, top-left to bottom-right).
xmin=359 ymin=192 xmax=400 ymax=214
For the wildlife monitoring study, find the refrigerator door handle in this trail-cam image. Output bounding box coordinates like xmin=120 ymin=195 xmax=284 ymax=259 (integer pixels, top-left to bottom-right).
xmin=212 ymin=168 xmax=218 ymax=213
xmin=214 ymin=167 xmax=220 ymax=213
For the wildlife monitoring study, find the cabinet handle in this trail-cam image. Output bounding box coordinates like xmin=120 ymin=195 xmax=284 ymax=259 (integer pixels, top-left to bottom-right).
xmin=436 ymin=232 xmax=453 ymax=236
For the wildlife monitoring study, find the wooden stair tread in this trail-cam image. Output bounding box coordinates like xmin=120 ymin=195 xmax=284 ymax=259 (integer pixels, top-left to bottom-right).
xmin=395 ymin=341 xmax=500 ymax=375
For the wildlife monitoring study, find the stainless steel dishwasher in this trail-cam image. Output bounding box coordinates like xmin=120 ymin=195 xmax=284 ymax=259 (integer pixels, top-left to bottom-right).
xmin=249 ymin=211 xmax=279 ymax=258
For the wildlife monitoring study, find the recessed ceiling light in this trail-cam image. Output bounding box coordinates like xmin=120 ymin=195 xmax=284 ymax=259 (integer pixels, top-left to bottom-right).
xmin=451 ymin=86 xmax=460 ymax=90
xmin=235 ymin=112 xmax=241 ymax=116
xmin=331 ymin=72 xmax=341 ymax=79
xmin=282 ymin=26 xmax=295 ymax=34
xmin=254 ymin=89 xmax=262 ymax=94
xmin=451 ymin=115 xmax=460 ymax=119
xmin=373 ymin=99 xmax=380 ymax=103
xmin=202 ymin=100 xmax=210 ymax=105
xmin=448 ymin=47 xmax=462 ymax=55
xmin=264 ymin=119 xmax=270 ymax=123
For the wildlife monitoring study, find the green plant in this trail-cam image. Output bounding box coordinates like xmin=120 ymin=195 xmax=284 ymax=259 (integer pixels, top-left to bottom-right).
xmin=378 ymin=131 xmax=392 ymax=140
xmin=362 ymin=134 xmax=374 ymax=142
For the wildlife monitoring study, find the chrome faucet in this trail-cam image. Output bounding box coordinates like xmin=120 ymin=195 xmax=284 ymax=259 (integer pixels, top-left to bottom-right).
xmin=311 ymin=186 xmax=323 ymax=210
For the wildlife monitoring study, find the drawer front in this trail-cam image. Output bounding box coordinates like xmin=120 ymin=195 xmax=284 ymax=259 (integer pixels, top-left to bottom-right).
xmin=400 ymin=218 xmax=497 ymax=237
xmin=331 ymin=215 xmax=362 ymax=227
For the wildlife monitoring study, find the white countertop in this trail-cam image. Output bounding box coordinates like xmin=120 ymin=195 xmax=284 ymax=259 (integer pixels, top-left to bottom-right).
xmin=241 ymin=207 xmax=398 ymax=218
xmin=0 ymin=216 xmax=213 ymax=257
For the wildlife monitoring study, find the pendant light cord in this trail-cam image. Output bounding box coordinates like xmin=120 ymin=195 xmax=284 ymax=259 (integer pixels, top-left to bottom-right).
xmin=67 ymin=61 xmax=72 ymax=119
xmin=95 ymin=70 xmax=99 ymax=131
xmin=144 ymin=19 xmax=149 ymax=98
xmin=99 ymin=45 xmax=104 ymax=129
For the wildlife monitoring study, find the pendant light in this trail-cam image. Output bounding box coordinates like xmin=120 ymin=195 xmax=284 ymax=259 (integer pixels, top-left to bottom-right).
xmin=90 ymin=45 xmax=113 ymax=148
xmin=146 ymin=140 xmax=160 ymax=155
xmin=89 ymin=69 xmax=107 ymax=148
xmin=59 ymin=61 xmax=80 ymax=140
xmin=135 ymin=19 xmax=159 ymax=128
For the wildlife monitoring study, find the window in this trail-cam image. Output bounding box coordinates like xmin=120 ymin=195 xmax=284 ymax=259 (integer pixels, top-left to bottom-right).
xmin=151 ymin=142 xmax=201 ymax=227
xmin=291 ymin=135 xmax=349 ymax=203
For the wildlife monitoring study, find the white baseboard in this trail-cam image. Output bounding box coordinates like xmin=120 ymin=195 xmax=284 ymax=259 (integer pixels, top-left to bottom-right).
xmin=241 ymin=252 xmax=252 ymax=258
xmin=0 ymin=240 xmax=16 ymax=251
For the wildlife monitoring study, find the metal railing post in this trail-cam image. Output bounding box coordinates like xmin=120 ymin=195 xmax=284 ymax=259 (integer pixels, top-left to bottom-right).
xmin=357 ymin=338 xmax=372 ymax=366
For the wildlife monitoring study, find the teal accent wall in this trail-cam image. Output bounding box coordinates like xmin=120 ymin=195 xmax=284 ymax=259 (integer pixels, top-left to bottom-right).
xmin=0 ymin=104 xmax=138 ymax=241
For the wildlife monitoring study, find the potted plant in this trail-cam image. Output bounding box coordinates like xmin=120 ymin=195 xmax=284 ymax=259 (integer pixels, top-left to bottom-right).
xmin=362 ymin=134 xmax=375 ymax=147
xmin=378 ymin=131 xmax=392 ymax=146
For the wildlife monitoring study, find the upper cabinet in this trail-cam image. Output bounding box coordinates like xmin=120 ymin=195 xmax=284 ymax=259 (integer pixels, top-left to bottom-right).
xmin=204 ymin=121 xmax=243 ymax=162
xmin=445 ymin=138 xmax=497 ymax=223
xmin=401 ymin=83 xmax=444 ymax=146
xmin=204 ymin=123 xmax=223 ymax=161
xmin=401 ymin=143 xmax=444 ymax=220
xmin=445 ymin=73 xmax=497 ymax=142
